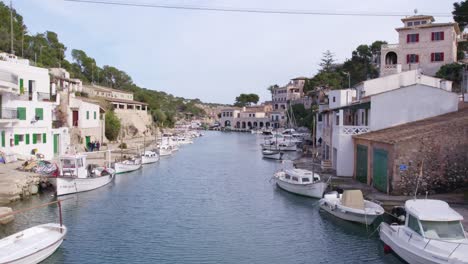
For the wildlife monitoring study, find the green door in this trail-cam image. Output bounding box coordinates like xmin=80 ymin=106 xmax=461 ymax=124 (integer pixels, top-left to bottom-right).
xmin=373 ymin=148 xmax=388 ymax=193
xmin=356 ymin=145 xmax=368 ymax=183
xmin=85 ymin=136 xmax=91 ymax=148
xmin=53 ymin=134 xmax=59 ymax=155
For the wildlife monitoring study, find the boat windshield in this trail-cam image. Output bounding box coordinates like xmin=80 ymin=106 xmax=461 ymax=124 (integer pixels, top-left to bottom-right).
xmin=420 ymin=220 xmax=466 ymax=240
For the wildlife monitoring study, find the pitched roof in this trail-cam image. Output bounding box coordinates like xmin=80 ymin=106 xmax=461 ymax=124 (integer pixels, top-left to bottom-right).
xmin=353 ymin=106 xmax=468 ymax=144
xmin=105 ymin=98 xmax=149 ymax=106
xmin=84 ymin=84 xmax=133 ymax=94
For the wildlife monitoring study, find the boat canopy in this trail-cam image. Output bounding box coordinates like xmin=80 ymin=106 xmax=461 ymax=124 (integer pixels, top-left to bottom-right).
xmin=342 ymin=190 xmax=365 ymax=210
xmin=405 ymin=199 xmax=463 ymax=221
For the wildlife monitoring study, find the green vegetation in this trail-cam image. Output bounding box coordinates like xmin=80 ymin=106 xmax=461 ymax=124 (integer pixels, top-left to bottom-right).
xmin=0 ymin=2 xmax=206 ymax=127
xmin=234 ymin=93 xmax=260 ymax=107
xmin=105 ymin=110 xmax=121 ymax=141
xmin=436 ymin=63 xmax=464 ymax=92
xmin=287 ymin=104 xmax=317 ymax=130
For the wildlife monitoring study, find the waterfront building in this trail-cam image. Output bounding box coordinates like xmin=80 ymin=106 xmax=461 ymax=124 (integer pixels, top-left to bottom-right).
xmin=219 ymin=105 xmax=274 ymax=129
xmin=83 ymin=84 xmax=152 ymax=137
xmin=317 ymin=70 xmax=458 ymax=177
xmin=0 ymin=53 xmax=69 ymax=160
xmin=380 ymin=15 xmax=460 ymax=77
xmin=271 ymin=77 xmax=306 ymax=111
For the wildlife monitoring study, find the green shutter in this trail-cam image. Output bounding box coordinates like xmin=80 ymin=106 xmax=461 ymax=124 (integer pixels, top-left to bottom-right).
xmin=25 ymin=134 xmax=30 ymax=145
xmin=94 ymin=111 xmax=97 ymax=119
xmin=35 ymin=108 xmax=43 ymax=120
xmin=32 ymin=134 xmax=37 ymax=144
xmin=86 ymin=111 xmax=89 ymax=120
xmin=14 ymin=134 xmax=20 ymax=145
xmin=42 ymin=133 xmax=46 ymax=144
xmin=17 ymin=107 xmax=26 ymax=120
xmin=1 ymin=131 xmax=4 ymax=147
xmin=19 ymin=79 xmax=24 ymax=94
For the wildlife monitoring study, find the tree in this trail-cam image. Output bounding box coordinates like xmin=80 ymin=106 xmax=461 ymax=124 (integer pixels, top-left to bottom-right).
xmin=436 ymin=63 xmax=464 ymax=93
xmin=152 ymin=109 xmax=167 ymax=125
xmin=453 ymin=1 xmax=468 ymax=31
xmin=319 ymin=50 xmax=336 ymax=72
xmin=105 ymin=110 xmax=121 ymax=141
xmin=234 ymin=93 xmax=259 ymax=107
xmin=267 ymin=84 xmax=279 ymax=96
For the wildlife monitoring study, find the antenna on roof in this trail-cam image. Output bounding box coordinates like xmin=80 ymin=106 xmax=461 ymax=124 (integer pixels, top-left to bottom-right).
xmin=414 ymin=8 xmax=418 ymax=15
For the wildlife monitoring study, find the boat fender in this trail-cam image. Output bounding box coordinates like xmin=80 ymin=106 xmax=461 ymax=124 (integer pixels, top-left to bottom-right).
xmin=383 ymin=244 xmax=392 ymax=254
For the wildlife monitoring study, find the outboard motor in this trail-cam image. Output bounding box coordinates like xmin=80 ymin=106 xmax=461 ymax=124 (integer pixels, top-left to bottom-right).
xmin=391 ymin=206 xmax=406 ymax=224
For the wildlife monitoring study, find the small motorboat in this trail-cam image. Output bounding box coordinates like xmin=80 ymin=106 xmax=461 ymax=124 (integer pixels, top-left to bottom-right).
xmin=380 ymin=199 xmax=468 ymax=263
xmin=114 ymin=158 xmax=142 ymax=174
xmin=141 ymin=150 xmax=159 ymax=164
xmin=50 ymin=154 xmax=116 ymax=196
xmin=319 ymin=190 xmax=384 ymax=225
xmin=0 ymin=223 xmax=67 ymax=264
xmin=262 ymin=149 xmax=284 ymax=160
xmin=158 ymin=145 xmax=172 ymax=156
xmin=273 ymin=167 xmax=327 ymax=198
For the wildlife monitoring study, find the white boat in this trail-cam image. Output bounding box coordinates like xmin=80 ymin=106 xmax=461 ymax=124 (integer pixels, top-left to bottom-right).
xmin=158 ymin=145 xmax=172 ymax=156
xmin=50 ymin=154 xmax=115 ymax=196
xmin=141 ymin=150 xmax=159 ymax=164
xmin=273 ymin=168 xmax=327 ymax=198
xmin=262 ymin=141 xmax=297 ymax=151
xmin=0 ymin=223 xmax=67 ymax=264
xmin=319 ymin=190 xmax=384 ymax=225
xmin=114 ymin=158 xmax=142 ymax=174
xmin=379 ymin=199 xmax=468 ymax=263
xmin=262 ymin=149 xmax=284 ymax=160
xmin=176 ymin=136 xmax=193 ymax=145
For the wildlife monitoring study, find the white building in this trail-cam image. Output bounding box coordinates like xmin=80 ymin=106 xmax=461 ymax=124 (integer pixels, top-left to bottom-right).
xmin=380 ymin=15 xmax=460 ymax=77
xmin=271 ymin=77 xmax=306 ymax=111
xmin=219 ymin=105 xmax=274 ymax=129
xmin=0 ymin=53 xmax=69 ymax=160
xmin=317 ymin=70 xmax=458 ymax=176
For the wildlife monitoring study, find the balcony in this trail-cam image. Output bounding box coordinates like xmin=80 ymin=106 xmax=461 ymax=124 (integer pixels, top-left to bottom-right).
xmin=0 ymin=108 xmax=18 ymax=122
xmin=0 ymin=70 xmax=19 ymax=94
xmin=339 ymin=125 xmax=370 ymax=135
xmin=381 ymin=64 xmax=402 ymax=76
xmin=381 ymin=43 xmax=399 ymax=50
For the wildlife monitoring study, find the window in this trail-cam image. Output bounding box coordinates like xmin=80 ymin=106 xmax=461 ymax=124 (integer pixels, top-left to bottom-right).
xmin=292 ymin=177 xmax=299 ymax=182
xmin=86 ymin=111 xmax=90 ymax=120
xmin=285 ymin=175 xmax=291 ymax=180
xmin=413 ymin=21 xmax=420 ymax=26
xmin=408 ymin=214 xmax=422 ymax=236
xmin=302 ymin=178 xmax=310 ymax=183
xmin=432 ymin=31 xmax=444 ymax=41
xmin=25 ymin=134 xmax=30 ymax=145
xmin=407 ymin=21 xmax=413 ymax=27
xmin=336 ymin=115 xmax=339 ymax=126
xmin=14 ymin=134 xmax=24 ymax=145
xmin=407 ymin=33 xmax=419 ymax=43
xmin=421 ymin=20 xmax=427 ymax=24
xmin=333 ymin=96 xmax=336 ymax=102
xmin=1 ymin=131 xmax=4 ymax=147
xmin=17 ymin=107 xmax=26 ymax=120
xmin=406 ymin=54 xmax=419 ymax=64
xmin=431 ymin=52 xmax=444 ymax=62
xmin=35 ymin=108 xmax=43 ymax=120
xmin=420 ymin=220 xmax=465 ymax=240
xmin=19 ymin=78 xmax=24 ymax=94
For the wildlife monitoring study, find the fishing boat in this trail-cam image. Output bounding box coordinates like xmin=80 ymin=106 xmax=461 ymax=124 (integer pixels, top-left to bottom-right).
xmin=262 ymin=149 xmax=284 ymax=160
xmin=379 ymin=199 xmax=468 ymax=263
xmin=158 ymin=145 xmax=172 ymax=156
xmin=50 ymin=154 xmax=115 ymax=196
xmin=273 ymin=167 xmax=327 ymax=198
xmin=114 ymin=157 xmax=142 ymax=174
xmin=141 ymin=150 xmax=159 ymax=164
xmin=262 ymin=141 xmax=297 ymax=151
xmin=0 ymin=223 xmax=67 ymax=264
xmin=319 ymin=190 xmax=384 ymax=225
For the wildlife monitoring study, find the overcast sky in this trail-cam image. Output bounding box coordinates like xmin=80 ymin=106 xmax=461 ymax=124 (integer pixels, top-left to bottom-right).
xmin=6 ymin=0 xmax=456 ymax=104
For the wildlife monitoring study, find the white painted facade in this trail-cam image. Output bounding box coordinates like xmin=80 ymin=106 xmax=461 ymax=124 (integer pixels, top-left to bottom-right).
xmin=318 ymin=71 xmax=458 ymax=176
xmin=219 ymin=107 xmax=274 ymax=129
xmin=0 ymin=55 xmax=69 ymax=160
xmin=380 ymin=15 xmax=460 ymax=77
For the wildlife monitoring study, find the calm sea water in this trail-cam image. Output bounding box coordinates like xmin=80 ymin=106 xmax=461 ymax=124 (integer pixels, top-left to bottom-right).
xmin=2 ymin=132 xmax=403 ymax=264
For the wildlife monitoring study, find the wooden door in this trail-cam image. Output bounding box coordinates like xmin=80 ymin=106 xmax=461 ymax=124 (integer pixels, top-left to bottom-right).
xmin=373 ymin=148 xmax=388 ymax=193
xmin=356 ymin=145 xmax=368 ymax=183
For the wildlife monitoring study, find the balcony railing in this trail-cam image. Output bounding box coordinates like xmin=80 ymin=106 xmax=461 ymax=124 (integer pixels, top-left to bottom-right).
xmin=382 ymin=43 xmax=399 ymax=49
xmin=339 ymin=126 xmax=370 ymax=135
xmin=37 ymin=92 xmax=52 ymax=101
xmin=0 ymin=108 xmax=18 ymax=120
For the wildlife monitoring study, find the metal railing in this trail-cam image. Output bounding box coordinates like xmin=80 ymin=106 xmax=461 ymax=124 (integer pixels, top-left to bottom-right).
xmin=0 ymin=108 xmax=18 ymax=119
xmin=381 ymin=43 xmax=399 ymax=49
xmin=340 ymin=126 xmax=370 ymax=135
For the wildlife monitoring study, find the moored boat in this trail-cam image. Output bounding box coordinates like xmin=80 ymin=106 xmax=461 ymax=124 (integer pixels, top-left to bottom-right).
xmin=319 ymin=190 xmax=384 ymax=225
xmin=50 ymin=154 xmax=115 ymax=196
xmin=114 ymin=158 xmax=142 ymax=174
xmin=158 ymin=145 xmax=172 ymax=156
xmin=379 ymin=199 xmax=468 ymax=263
xmin=273 ymin=168 xmax=327 ymax=198
xmin=0 ymin=223 xmax=67 ymax=264
xmin=262 ymin=141 xmax=297 ymax=151
xmin=262 ymin=149 xmax=283 ymax=160
xmin=141 ymin=150 xmax=159 ymax=164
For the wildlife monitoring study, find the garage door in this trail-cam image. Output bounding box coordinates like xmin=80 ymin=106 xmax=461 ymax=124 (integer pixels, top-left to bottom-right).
xmin=356 ymin=145 xmax=368 ymax=183
xmin=373 ymin=148 xmax=388 ymax=193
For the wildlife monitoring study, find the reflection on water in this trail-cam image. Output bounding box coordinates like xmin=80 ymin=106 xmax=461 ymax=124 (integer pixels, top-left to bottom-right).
xmin=2 ymin=132 xmax=403 ymax=264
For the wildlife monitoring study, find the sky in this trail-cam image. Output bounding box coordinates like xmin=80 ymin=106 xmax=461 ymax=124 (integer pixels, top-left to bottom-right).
xmin=4 ymin=0 xmax=457 ymax=104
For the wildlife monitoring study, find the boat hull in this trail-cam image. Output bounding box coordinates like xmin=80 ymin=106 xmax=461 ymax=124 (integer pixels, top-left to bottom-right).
xmin=275 ymin=180 xmax=327 ymax=198
xmin=319 ymin=201 xmax=379 ymax=225
xmin=158 ymin=148 xmax=172 ymax=156
xmin=262 ymin=144 xmax=297 ymax=151
xmin=114 ymin=163 xmax=142 ymax=174
xmin=262 ymin=151 xmax=283 ymax=160
xmin=52 ymin=173 xmax=115 ymax=196
xmin=0 ymin=223 xmax=66 ymax=264
xmin=142 ymin=155 xmax=159 ymax=164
